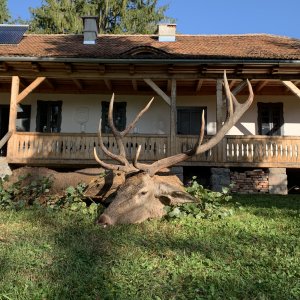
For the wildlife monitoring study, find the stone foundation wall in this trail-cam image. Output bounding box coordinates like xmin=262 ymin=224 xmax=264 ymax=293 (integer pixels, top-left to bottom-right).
xmin=230 ymin=169 xmax=269 ymax=194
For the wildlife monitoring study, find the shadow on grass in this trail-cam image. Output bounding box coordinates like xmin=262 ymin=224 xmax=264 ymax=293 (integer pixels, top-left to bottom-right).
xmin=233 ymin=194 xmax=300 ymax=210
xmin=3 ymin=207 xmax=296 ymax=300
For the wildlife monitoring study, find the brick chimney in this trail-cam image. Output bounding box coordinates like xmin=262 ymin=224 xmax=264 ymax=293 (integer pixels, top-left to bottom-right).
xmin=158 ymin=24 xmax=177 ymax=42
xmin=82 ymin=16 xmax=99 ymax=45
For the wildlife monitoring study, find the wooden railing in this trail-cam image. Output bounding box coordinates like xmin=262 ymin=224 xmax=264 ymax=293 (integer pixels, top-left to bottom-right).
xmin=7 ymin=132 xmax=169 ymax=164
xmin=225 ymin=135 xmax=300 ymax=167
xmin=6 ymin=132 xmax=300 ymax=168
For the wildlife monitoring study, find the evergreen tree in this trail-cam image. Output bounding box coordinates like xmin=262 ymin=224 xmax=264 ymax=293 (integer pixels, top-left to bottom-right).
xmin=29 ymin=0 xmax=172 ymax=34
xmin=0 ymin=0 xmax=10 ymax=23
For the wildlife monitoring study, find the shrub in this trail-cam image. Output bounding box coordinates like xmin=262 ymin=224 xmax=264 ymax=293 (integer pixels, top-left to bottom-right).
xmin=0 ymin=174 xmax=52 ymax=210
xmin=0 ymin=175 xmax=103 ymax=217
xmin=165 ymin=176 xmax=235 ymax=220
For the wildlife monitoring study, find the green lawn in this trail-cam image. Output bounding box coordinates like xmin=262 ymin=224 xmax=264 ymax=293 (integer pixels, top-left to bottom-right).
xmin=0 ymin=195 xmax=299 ymax=300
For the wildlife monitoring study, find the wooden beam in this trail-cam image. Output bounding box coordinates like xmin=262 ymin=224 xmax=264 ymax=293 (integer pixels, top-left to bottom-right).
xmin=98 ymin=64 xmax=106 ymax=74
xmin=132 ymin=80 xmax=138 ymax=91
xmin=167 ymin=80 xmax=172 ymax=93
xmin=170 ymin=79 xmax=177 ymax=155
xmin=229 ymin=80 xmax=237 ymax=89
xmin=0 ymin=131 xmax=12 ymax=150
xmin=195 ymin=79 xmax=204 ymax=93
xmin=19 ymin=78 xmax=27 ymax=89
xmin=255 ymin=80 xmax=268 ymax=93
xmin=294 ymin=80 xmax=300 ymax=86
xmin=64 ymin=63 xmax=73 ymax=73
xmin=45 ymin=78 xmax=55 ymax=90
xmin=17 ymin=77 xmax=46 ymax=104
xmin=144 ymin=78 xmax=171 ymax=106
xmin=0 ymin=62 xmax=8 ymax=72
xmin=129 ymin=64 xmax=135 ymax=75
xmin=284 ymin=80 xmax=300 ymax=93
xmin=230 ymin=80 xmax=248 ymax=95
xmin=9 ymin=76 xmax=20 ymax=132
xmin=73 ymin=78 xmax=83 ymax=90
xmin=282 ymin=81 xmax=300 ymax=99
xmin=104 ymin=79 xmax=112 ymax=91
xmin=31 ymin=62 xmax=41 ymax=72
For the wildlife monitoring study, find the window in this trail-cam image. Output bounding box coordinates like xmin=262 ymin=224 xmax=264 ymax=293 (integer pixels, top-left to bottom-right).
xmin=16 ymin=104 xmax=31 ymax=132
xmin=36 ymin=101 xmax=62 ymax=133
xmin=177 ymin=107 xmax=207 ymax=135
xmin=101 ymin=101 xmax=126 ymax=133
xmin=257 ymin=102 xmax=283 ymax=136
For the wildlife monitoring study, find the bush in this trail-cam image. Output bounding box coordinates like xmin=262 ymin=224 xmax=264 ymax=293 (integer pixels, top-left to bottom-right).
xmin=0 ymin=174 xmax=52 ymax=210
xmin=0 ymin=175 xmax=103 ymax=217
xmin=165 ymin=176 xmax=235 ymax=220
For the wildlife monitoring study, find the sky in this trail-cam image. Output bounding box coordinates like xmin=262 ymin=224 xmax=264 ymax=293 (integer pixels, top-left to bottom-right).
xmin=7 ymin=0 xmax=300 ymax=39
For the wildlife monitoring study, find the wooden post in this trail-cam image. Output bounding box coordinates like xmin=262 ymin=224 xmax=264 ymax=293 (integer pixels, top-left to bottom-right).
xmin=9 ymin=76 xmax=20 ymax=132
xmin=216 ymin=79 xmax=225 ymax=162
xmin=170 ymin=79 xmax=177 ymax=155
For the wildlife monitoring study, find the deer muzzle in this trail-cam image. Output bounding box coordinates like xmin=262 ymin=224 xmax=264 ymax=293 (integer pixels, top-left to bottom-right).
xmin=96 ymin=213 xmax=114 ymax=227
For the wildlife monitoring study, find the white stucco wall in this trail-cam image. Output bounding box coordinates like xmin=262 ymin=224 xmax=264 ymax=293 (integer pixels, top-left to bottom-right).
xmin=0 ymin=92 xmax=300 ymax=136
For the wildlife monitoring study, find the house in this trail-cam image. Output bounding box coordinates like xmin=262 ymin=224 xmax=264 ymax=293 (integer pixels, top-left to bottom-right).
xmin=0 ymin=19 xmax=300 ymax=194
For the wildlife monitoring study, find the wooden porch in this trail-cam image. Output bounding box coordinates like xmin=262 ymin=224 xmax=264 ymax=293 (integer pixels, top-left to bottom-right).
xmin=6 ymin=132 xmax=300 ymax=168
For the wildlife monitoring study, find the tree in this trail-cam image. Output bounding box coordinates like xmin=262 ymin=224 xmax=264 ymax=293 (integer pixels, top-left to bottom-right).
xmin=0 ymin=0 xmax=10 ymax=23
xmin=29 ymin=0 xmax=172 ymax=34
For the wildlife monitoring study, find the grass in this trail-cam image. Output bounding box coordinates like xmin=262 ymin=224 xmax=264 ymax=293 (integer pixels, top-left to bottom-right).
xmin=0 ymin=194 xmax=299 ymax=300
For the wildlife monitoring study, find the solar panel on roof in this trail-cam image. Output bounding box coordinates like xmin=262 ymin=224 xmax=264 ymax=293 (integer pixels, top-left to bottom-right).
xmin=0 ymin=25 xmax=29 ymax=44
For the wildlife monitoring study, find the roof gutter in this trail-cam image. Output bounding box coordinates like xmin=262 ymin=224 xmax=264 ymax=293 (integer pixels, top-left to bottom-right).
xmin=0 ymin=56 xmax=300 ymax=66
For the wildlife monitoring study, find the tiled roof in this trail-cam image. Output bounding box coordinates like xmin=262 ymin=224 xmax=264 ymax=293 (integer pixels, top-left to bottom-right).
xmin=0 ymin=33 xmax=300 ymax=60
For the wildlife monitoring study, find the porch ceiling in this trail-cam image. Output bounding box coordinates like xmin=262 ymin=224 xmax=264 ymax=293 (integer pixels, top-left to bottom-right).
xmin=0 ymin=61 xmax=299 ymax=95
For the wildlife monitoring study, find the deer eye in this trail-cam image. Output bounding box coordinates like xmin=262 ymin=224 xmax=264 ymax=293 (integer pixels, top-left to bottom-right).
xmin=140 ymin=190 xmax=148 ymax=196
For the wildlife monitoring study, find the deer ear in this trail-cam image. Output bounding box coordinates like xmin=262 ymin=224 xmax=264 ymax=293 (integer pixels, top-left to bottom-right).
xmin=156 ymin=182 xmax=196 ymax=205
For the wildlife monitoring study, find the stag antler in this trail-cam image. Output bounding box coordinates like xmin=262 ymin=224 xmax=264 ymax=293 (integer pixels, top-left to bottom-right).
xmin=94 ymin=93 xmax=154 ymax=173
xmin=94 ymin=71 xmax=253 ymax=176
xmin=133 ymin=71 xmax=254 ymax=176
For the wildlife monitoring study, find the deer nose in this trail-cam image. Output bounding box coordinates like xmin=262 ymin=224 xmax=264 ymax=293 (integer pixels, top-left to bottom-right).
xmin=97 ymin=214 xmax=113 ymax=227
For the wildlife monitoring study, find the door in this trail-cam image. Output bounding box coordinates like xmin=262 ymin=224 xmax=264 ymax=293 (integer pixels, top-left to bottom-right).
xmin=36 ymin=101 xmax=62 ymax=133
xmin=257 ymin=102 xmax=283 ymax=136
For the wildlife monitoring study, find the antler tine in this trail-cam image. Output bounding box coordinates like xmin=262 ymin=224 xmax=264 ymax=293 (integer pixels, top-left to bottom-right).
xmin=132 ymin=71 xmax=254 ymax=177
xmin=93 ymin=93 xmax=140 ymax=173
xmin=122 ymin=97 xmax=154 ymax=136
xmin=93 ymin=148 xmax=135 ymax=173
xmin=108 ymin=93 xmax=128 ymax=160
xmin=93 ymin=117 xmax=137 ymax=172
xmin=96 ymin=118 xmax=128 ymax=165
xmin=135 ymin=110 xmax=206 ymax=176
xmin=108 ymin=93 xmax=118 ymax=136
xmin=133 ymin=144 xmax=151 ymax=171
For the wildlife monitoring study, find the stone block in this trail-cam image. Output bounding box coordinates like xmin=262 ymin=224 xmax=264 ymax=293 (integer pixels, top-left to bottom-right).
xmin=269 ymin=174 xmax=287 ymax=186
xmin=268 ymin=168 xmax=286 ymax=175
xmin=269 ymin=185 xmax=288 ymax=195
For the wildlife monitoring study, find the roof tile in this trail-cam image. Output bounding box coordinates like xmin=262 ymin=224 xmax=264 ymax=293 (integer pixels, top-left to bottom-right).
xmin=0 ymin=34 xmax=299 ymax=60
